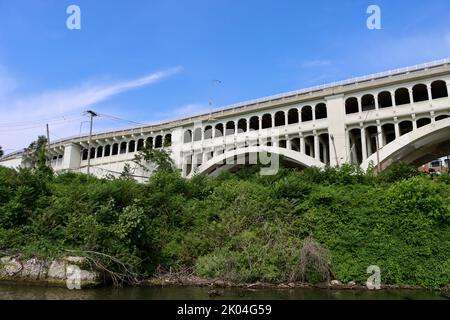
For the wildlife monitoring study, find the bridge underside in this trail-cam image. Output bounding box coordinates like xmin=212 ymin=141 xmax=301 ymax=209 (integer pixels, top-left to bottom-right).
xmin=187 ymin=146 xmax=325 ymax=178
xmin=362 ymin=118 xmax=450 ymax=171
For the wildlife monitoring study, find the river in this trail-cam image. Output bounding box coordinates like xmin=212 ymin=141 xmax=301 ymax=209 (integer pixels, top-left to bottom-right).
xmin=0 ymin=283 xmax=447 ymax=300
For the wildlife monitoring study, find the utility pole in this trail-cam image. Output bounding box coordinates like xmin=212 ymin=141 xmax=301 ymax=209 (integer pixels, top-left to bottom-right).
xmin=46 ymin=124 xmax=51 ymax=164
xmin=85 ymin=110 xmax=98 ymax=175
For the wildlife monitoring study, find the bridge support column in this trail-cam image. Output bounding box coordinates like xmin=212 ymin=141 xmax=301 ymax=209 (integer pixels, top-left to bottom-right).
xmin=325 ymin=94 xmax=347 ymax=165
xmin=286 ymin=137 xmax=291 ymax=150
xmin=394 ymin=119 xmax=400 ymax=138
xmin=61 ymin=143 xmax=81 ymax=171
xmin=314 ymin=134 xmax=320 ymax=161
xmin=300 ymin=135 xmax=305 ymax=154
xmin=361 ymin=127 xmax=367 ymax=161
xmin=377 ymin=124 xmax=384 ymax=149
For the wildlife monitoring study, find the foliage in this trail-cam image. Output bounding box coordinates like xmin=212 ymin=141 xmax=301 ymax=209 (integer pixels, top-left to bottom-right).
xmin=0 ymin=146 xmax=3 ymax=158
xmin=133 ymin=146 xmax=174 ymax=173
xmin=0 ymin=162 xmax=449 ymax=288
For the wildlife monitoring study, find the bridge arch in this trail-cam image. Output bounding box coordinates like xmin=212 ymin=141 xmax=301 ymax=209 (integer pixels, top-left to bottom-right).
xmin=361 ymin=117 xmax=450 ymax=171
xmin=187 ymin=146 xmax=325 ymax=178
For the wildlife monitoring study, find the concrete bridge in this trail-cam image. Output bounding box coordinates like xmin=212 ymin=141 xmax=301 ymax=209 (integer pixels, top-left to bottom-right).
xmin=1 ymin=58 xmax=450 ymax=179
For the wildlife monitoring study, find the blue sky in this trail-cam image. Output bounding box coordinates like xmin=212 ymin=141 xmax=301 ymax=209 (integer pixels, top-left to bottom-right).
xmin=1 ymin=0 xmax=450 ymax=151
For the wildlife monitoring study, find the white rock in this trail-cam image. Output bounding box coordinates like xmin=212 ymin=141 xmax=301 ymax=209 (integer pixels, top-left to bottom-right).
xmin=331 ymin=280 xmax=342 ymax=286
xmin=48 ymin=260 xmax=66 ymax=279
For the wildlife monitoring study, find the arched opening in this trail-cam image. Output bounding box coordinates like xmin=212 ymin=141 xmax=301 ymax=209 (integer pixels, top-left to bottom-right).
xmin=204 ymin=126 xmax=213 ymax=139
xmin=345 ymin=97 xmax=359 ymax=114
xmin=82 ymin=149 xmax=88 ymax=161
xmin=96 ymin=146 xmax=103 ymax=158
xmin=226 ymin=121 xmax=235 ymax=135
xmin=304 ymin=136 xmax=315 ymax=158
xmin=155 ymin=135 xmax=163 ymax=148
xmin=361 ymin=94 xmax=375 ymax=112
xmin=90 ymin=147 xmax=96 ymax=159
xmin=279 ymin=139 xmax=287 ymax=148
xmin=431 ymin=80 xmax=448 ymax=99
xmin=120 ymin=142 xmax=127 ymax=154
xmin=315 ymin=103 xmax=327 ymax=119
xmin=348 ymin=128 xmax=362 ymax=164
xmin=301 ymin=106 xmax=313 ymax=122
xmin=249 ymin=116 xmax=259 ymax=131
xmin=193 ymin=128 xmax=202 ymax=141
xmin=381 ymin=124 xmax=396 ymax=145
xmin=146 ymin=137 xmax=153 ymax=148
xmin=237 ymin=119 xmax=247 ymax=133
xmin=215 ymin=123 xmax=224 ymax=137
xmin=262 ymin=114 xmax=272 ymax=129
xmin=128 ymin=140 xmax=136 ymax=153
xmin=378 ymin=91 xmax=393 ymax=108
xmin=112 ymin=143 xmax=119 ymax=155
xmin=104 ymin=145 xmax=111 ymax=157
xmin=395 ymin=88 xmax=410 ymax=105
xmin=436 ymin=114 xmax=450 ymax=121
xmin=412 ymin=84 xmax=429 ymax=102
xmin=184 ymin=130 xmax=192 ymax=143
xmin=288 ymin=108 xmax=299 ymax=124
xmin=416 ymin=118 xmax=431 ymax=128
xmin=319 ymin=133 xmax=330 ymax=164
xmin=365 ymin=126 xmax=378 ymax=156
xmin=275 ymin=111 xmax=285 ymax=127
xmin=137 ymin=139 xmax=144 ymax=151
xmin=164 ymin=134 xmax=172 ymax=147
xmin=399 ymin=121 xmax=413 ymax=136
xmin=290 ymin=138 xmax=300 ymax=152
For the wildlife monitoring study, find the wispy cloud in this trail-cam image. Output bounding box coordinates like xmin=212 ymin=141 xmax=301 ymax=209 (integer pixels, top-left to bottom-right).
xmin=0 ymin=67 xmax=182 ymax=151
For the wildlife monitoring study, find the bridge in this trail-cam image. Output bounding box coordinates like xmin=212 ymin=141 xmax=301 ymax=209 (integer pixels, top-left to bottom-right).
xmin=1 ymin=58 xmax=450 ymax=179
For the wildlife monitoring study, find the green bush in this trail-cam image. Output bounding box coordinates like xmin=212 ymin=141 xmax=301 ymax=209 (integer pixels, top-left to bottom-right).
xmin=0 ymin=161 xmax=449 ymax=288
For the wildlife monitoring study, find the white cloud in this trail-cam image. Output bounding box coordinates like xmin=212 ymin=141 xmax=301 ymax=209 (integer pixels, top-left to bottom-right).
xmin=0 ymin=67 xmax=182 ymax=151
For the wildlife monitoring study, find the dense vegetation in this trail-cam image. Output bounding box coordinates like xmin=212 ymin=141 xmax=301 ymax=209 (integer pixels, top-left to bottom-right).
xmin=0 ymin=159 xmax=449 ymax=289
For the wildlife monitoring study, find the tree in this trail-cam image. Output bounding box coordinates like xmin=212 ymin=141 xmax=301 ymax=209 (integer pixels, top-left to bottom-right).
xmin=23 ymin=136 xmax=52 ymax=175
xmin=0 ymin=145 xmax=3 ymax=158
xmin=133 ymin=145 xmax=174 ymax=173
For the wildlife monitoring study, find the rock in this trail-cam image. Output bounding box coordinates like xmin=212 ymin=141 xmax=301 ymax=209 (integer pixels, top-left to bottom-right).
xmin=348 ymin=281 xmax=356 ymax=286
xmin=48 ymin=260 xmax=66 ymax=279
xmin=64 ymin=256 xmax=89 ymax=269
xmin=1 ymin=255 xmax=101 ymax=287
xmin=2 ymin=258 xmax=22 ymax=276
xmin=20 ymin=258 xmax=46 ymax=279
xmin=330 ymin=280 xmax=342 ymax=286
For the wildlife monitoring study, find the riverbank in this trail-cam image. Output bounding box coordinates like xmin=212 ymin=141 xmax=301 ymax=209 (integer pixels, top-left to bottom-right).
xmin=146 ymin=273 xmax=450 ymax=296
xmin=0 ymin=255 xmax=100 ymax=288
xmin=1 ymin=164 xmax=449 ymax=292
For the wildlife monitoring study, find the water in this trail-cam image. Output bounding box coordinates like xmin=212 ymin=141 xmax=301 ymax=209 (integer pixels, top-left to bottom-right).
xmin=0 ymin=283 xmax=447 ymax=300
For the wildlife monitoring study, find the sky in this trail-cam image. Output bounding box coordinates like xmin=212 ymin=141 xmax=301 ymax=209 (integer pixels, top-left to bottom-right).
xmin=0 ymin=0 xmax=450 ymax=152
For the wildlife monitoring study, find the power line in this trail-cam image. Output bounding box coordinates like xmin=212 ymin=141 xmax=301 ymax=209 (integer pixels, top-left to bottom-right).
xmin=98 ymin=113 xmax=147 ymax=126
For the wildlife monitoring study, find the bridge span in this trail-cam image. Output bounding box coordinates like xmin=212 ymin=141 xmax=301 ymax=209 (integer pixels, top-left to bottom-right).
xmin=1 ymin=59 xmax=450 ymax=179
